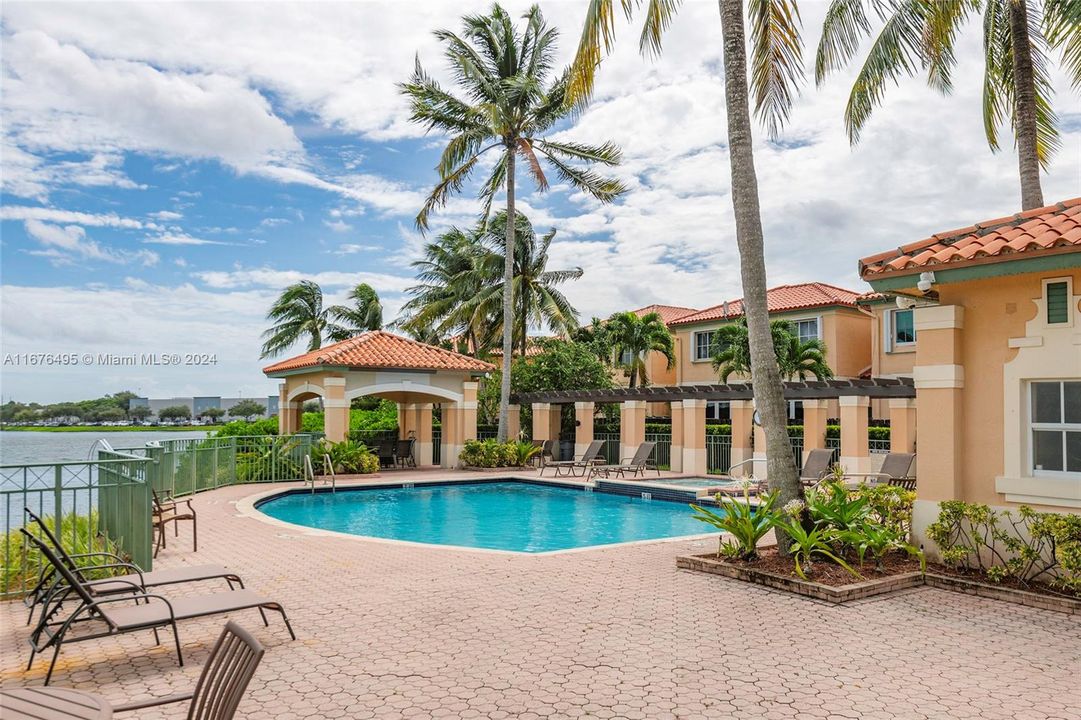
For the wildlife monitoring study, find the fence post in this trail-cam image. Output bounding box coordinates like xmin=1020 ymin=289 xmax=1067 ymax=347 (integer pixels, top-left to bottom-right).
xmin=53 ymin=465 xmax=64 ymax=545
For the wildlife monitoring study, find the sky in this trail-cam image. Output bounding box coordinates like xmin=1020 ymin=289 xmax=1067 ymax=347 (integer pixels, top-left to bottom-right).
xmin=1 ymin=1 xmax=1078 ymax=404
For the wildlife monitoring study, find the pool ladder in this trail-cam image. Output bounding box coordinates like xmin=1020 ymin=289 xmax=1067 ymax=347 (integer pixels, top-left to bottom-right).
xmin=304 ymin=454 xmax=336 ymax=494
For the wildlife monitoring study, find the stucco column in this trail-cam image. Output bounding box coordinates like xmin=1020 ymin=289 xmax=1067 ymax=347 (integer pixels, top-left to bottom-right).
xmin=399 ymin=402 xmax=416 ymax=440
xmin=889 ymin=398 xmax=917 ymax=454
xmin=462 ymin=382 xmax=478 ymax=442
xmin=278 ymin=383 xmax=294 ymax=435
xmin=729 ymin=400 xmax=754 ymax=472
xmin=575 ymin=402 xmax=595 ymax=457
xmin=507 ymin=404 xmax=521 ymax=441
xmin=681 ymin=399 xmax=707 ymax=475
xmin=442 ymin=402 xmax=462 ymax=468
xmin=620 ymin=401 xmax=646 ymax=459
xmin=913 ymin=305 xmax=965 ymax=503
xmin=839 ymin=395 xmax=871 ymax=474
xmin=802 ymin=399 xmax=828 ymax=465
xmin=417 ymin=403 xmax=434 ymax=466
xmin=548 ymin=404 xmax=563 ymax=448
xmin=323 ymin=377 xmax=348 ymax=443
xmin=531 ymin=403 xmax=553 ymax=442
xmin=752 ymin=423 xmax=768 ymax=480
xmin=669 ymin=401 xmax=684 ymax=473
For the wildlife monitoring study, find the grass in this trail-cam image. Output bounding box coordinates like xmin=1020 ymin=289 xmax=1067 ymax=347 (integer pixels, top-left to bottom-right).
xmin=2 ymin=511 xmax=125 ymax=598
xmin=1 ymin=425 xmax=224 ymax=433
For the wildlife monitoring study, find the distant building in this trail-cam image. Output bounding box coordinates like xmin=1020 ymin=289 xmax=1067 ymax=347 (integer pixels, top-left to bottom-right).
xmin=129 ymin=395 xmax=278 ymax=419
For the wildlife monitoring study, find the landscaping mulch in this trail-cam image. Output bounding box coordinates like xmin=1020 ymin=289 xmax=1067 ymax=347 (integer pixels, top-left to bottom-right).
xmin=926 ymin=563 xmax=1080 ymax=601
xmin=721 ymin=546 xmax=923 ymax=587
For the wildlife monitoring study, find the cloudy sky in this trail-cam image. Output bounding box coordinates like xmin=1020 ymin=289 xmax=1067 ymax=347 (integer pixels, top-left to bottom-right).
xmin=1 ymin=1 xmax=1078 ymax=404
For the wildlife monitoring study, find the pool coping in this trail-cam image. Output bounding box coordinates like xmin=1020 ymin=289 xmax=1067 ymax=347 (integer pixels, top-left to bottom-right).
xmin=234 ymin=474 xmax=719 ymax=557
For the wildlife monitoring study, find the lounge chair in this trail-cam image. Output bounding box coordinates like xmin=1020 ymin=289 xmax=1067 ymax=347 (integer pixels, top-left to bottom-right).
xmin=529 ymin=439 xmax=554 ymax=468
xmin=21 ymin=530 xmax=295 ymax=685
xmin=799 ymin=449 xmax=836 ymax=488
xmin=588 ymin=442 xmax=659 ymax=479
xmin=842 ymin=452 xmax=916 ymax=489
xmin=22 ymin=508 xmax=245 ymax=627
xmin=541 ymin=440 xmax=605 ymax=478
xmin=395 ymin=438 xmax=416 ymax=468
xmin=153 ymin=489 xmax=196 ymax=558
xmin=112 ymin=621 xmax=265 ymax=719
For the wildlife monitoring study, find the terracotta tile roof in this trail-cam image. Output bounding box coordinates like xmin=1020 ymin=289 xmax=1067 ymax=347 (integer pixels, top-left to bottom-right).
xmin=631 ymin=304 xmax=699 ymax=325
xmin=669 ymin=283 xmax=863 ymax=326
xmin=263 ymin=331 xmax=495 ymax=375
xmin=489 ymin=338 xmax=549 ymax=357
xmin=860 ymin=198 xmax=1081 ymax=278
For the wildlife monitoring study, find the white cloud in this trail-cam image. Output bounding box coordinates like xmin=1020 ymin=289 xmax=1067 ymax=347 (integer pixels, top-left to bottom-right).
xmin=24 ymin=219 xmax=159 ymax=266
xmin=143 ymin=232 xmax=231 ymax=246
xmin=1 ymin=205 xmax=157 ymax=229
xmin=149 ymin=210 xmax=183 ymax=221
xmin=192 ymin=266 xmax=413 ymax=295
xmin=323 ymin=219 xmax=352 ymax=233
xmin=333 ymin=243 xmax=382 ymax=255
xmin=258 ymin=217 xmax=290 ymax=228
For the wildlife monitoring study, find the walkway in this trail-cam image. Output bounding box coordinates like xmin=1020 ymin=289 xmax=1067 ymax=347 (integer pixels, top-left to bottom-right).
xmin=3 ymin=473 xmax=1079 ymax=719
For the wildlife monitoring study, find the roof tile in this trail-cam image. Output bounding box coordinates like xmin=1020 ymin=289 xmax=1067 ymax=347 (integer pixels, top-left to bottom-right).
xmin=860 ymin=198 xmax=1081 ymax=278
xmin=669 ymin=282 xmax=863 ymax=326
xmin=263 ymin=331 xmax=495 ymax=375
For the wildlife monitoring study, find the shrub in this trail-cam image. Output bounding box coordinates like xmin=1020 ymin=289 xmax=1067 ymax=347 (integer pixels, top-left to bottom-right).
xmin=314 ymin=439 xmax=379 ymax=475
xmin=459 ymin=439 xmax=533 ymax=468
xmin=690 ymin=484 xmax=779 ymax=560
xmin=2 ymin=512 xmax=124 ymax=594
xmin=855 ymin=483 xmax=915 ymax=534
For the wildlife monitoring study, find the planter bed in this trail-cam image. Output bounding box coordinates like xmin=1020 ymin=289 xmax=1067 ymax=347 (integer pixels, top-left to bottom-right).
xmin=677 ymin=550 xmax=1081 ymax=614
xmin=676 ymin=547 xmax=924 ymax=604
xmin=460 ymin=466 xmax=533 ymax=473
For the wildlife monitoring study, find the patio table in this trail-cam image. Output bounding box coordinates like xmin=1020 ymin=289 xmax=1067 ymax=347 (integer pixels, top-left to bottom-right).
xmin=0 ymin=687 xmax=112 ymax=719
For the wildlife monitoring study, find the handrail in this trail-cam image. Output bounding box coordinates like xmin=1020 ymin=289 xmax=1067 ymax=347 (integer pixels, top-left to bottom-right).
xmin=727 ymin=458 xmax=755 ymax=478
xmin=323 ymin=453 xmax=336 ymax=493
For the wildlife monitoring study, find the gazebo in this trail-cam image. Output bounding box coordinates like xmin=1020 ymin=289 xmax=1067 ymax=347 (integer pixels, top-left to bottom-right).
xmin=262 ymin=331 xmax=495 ymax=468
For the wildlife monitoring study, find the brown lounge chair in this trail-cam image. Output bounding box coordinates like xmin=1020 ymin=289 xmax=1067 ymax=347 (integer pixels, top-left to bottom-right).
xmin=588 ymin=442 xmax=659 ymax=479
xmin=112 ymin=620 xmax=265 ymax=719
xmin=541 ymin=440 xmax=605 ymax=478
xmin=842 ymin=452 xmax=917 ymax=489
xmin=21 ymin=530 xmax=295 ymax=685
xmin=529 ymin=439 xmax=554 ymax=468
xmin=22 ymin=508 xmax=246 ymax=627
xmin=799 ymin=449 xmax=836 ymax=488
xmin=153 ymin=489 xmax=196 ymax=558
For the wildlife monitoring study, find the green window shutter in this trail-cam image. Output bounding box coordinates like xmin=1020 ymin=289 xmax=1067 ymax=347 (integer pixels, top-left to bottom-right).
xmin=1047 ymin=282 xmax=1069 ymax=324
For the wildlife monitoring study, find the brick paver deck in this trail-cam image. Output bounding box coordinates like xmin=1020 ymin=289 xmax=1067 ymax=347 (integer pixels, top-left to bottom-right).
xmin=4 ymin=476 xmax=1080 ymax=719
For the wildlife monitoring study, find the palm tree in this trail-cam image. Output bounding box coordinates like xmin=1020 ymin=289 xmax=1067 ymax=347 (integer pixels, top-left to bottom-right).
xmin=329 ymin=283 xmax=383 ymax=336
xmin=815 ymin=0 xmax=1081 ymax=210
xmin=713 ymin=319 xmax=833 ymax=381
xmin=568 ymin=0 xmax=806 ymax=514
xmin=605 ymin=311 xmax=675 ymax=388
xmin=260 ymin=281 xmax=347 ymax=358
xmin=572 ymin=316 xmax=616 ymax=367
xmin=470 ymin=211 xmax=583 ymax=355
xmin=402 ymin=3 xmax=627 ymax=442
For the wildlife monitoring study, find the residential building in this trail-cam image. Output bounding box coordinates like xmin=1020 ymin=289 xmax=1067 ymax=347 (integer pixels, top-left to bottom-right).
xmin=130 ymin=395 xmax=278 ymax=420
xmin=859 ymin=197 xmax=1081 ymax=549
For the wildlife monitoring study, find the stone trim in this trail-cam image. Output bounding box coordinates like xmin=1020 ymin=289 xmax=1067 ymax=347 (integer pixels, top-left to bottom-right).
xmin=914 ymin=304 xmax=964 ymax=331
xmin=913 ymin=364 xmax=965 ymax=389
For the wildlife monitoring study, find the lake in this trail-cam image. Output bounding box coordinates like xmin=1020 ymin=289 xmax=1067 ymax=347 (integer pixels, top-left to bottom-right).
xmin=0 ymin=430 xmax=210 ymax=465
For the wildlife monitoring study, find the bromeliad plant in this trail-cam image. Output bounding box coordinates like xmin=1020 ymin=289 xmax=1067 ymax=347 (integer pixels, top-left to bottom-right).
xmin=690 ymin=482 xmax=779 ymax=561
xmin=777 ymin=500 xmax=860 ymax=581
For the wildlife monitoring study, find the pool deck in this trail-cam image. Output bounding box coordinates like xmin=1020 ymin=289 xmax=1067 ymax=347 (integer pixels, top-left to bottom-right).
xmin=3 ymin=470 xmax=1080 ymax=719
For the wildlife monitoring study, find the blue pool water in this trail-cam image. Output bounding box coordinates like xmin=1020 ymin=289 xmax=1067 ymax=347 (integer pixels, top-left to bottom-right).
xmin=257 ymin=481 xmax=708 ymax=553
xmin=656 ymin=478 xmax=739 ymax=489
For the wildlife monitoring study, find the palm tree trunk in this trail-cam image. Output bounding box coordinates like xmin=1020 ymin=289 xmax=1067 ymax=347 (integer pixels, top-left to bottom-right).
xmin=497 ymin=148 xmax=516 ymax=442
xmin=1007 ymin=0 xmax=1044 ymax=210
xmin=718 ymin=0 xmax=802 ymax=526
xmin=629 ymin=363 xmax=638 ymax=389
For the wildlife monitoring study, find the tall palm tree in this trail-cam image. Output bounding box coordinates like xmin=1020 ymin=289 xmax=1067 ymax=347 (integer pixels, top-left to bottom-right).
xmin=260 ymin=280 xmax=347 ymax=358
xmin=470 ymin=211 xmax=583 ymax=355
xmin=712 ymin=318 xmax=833 ymax=381
xmin=402 ymin=3 xmax=627 ymax=441
xmin=605 ymin=311 xmax=675 ymax=388
xmin=815 ymin=0 xmax=1081 ymax=210
xmin=329 ymin=283 xmax=383 ymax=336
xmin=569 ymin=0 xmax=806 ymax=514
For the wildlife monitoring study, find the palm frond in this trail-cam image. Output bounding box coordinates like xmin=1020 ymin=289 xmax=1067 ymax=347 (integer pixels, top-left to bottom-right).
xmin=536 ymin=139 xmax=624 ymax=165
xmin=539 ymin=150 xmax=628 ymax=202
xmin=640 ymin=0 xmax=682 ymax=58
xmin=1044 ymin=0 xmax=1081 ymax=87
xmin=416 ymin=154 xmax=481 ymax=231
xmin=816 ymin=0 xmax=872 ymax=85
xmin=748 ymin=0 xmax=806 ymax=138
xmin=517 ymin=138 xmax=550 ymax=191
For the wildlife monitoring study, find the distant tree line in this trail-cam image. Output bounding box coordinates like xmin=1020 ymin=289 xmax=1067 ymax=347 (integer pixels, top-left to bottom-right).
xmin=1 ymin=391 xmax=266 ymax=425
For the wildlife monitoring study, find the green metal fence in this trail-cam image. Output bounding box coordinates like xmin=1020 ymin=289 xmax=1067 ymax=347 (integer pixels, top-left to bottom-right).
xmin=644 ymin=432 xmax=671 ymax=468
xmin=596 ymin=432 xmax=621 ymax=464
xmin=706 ymin=435 xmax=732 ymax=475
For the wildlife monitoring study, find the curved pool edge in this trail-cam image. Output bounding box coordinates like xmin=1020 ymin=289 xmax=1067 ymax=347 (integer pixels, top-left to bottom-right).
xmin=234 ymin=479 xmax=719 ymax=557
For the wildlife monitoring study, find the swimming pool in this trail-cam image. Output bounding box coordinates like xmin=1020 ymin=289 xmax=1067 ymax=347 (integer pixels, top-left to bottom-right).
xmin=654 ymin=477 xmax=740 ymax=489
xmin=255 ymin=481 xmax=709 ymax=553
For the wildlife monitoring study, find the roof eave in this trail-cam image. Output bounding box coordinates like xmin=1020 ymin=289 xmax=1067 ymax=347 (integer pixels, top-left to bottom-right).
xmin=863 ymin=248 xmax=1081 ymax=291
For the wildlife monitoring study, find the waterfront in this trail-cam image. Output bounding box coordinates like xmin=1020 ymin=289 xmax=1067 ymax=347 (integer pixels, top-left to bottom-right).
xmin=0 ymin=430 xmax=209 ymax=465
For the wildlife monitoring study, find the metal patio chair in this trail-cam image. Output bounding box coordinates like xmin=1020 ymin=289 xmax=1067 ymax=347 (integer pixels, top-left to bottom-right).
xmin=153 ymin=489 xmax=197 ymax=558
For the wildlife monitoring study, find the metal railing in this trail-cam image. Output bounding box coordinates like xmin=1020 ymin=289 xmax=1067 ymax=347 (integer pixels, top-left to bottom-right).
xmin=1 ymin=452 xmax=152 ymax=598
xmin=476 ymin=428 xmax=499 ymax=440
xmin=596 ymin=433 xmax=621 ymax=464
xmin=869 ymin=438 xmax=891 ymax=454
xmin=433 ymin=429 xmax=442 ymax=465
xmin=789 ymin=436 xmax=804 ymax=471
xmin=826 ymin=437 xmax=841 ymax=464
xmin=706 ymin=435 xmax=732 ymax=475
xmin=644 ymin=432 xmax=671 ymax=468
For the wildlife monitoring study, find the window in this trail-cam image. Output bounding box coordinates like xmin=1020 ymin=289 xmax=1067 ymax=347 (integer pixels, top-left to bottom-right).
xmin=1047 ymin=281 xmax=1069 ymax=324
xmin=793 ymin=318 xmax=819 ymax=344
xmin=706 ymin=401 xmax=729 ymax=421
xmin=1030 ymin=381 xmax=1081 ymax=475
xmin=619 ymin=348 xmax=635 ymax=366
xmin=892 ymin=309 xmax=915 ymax=346
xmin=693 ymin=331 xmax=715 ymax=361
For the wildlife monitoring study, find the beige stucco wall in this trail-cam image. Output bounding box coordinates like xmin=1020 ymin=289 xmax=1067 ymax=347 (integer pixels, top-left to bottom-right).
xmin=674 ymin=307 xmax=873 ymax=385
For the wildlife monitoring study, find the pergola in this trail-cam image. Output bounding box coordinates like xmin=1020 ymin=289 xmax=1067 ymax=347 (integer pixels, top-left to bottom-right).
xmin=511 ymin=378 xmax=917 ymax=477
xmin=262 ymin=331 xmax=494 ymax=468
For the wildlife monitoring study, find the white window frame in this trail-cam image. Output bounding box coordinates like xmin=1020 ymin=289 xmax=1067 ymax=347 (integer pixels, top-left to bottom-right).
xmin=1041 ymin=276 xmax=1074 ymax=328
xmin=1028 ymin=380 xmax=1081 ymax=477
xmin=692 ymin=330 xmax=715 ymax=362
xmin=791 ymin=317 xmax=821 ymax=345
xmin=888 ymin=308 xmax=916 ymax=350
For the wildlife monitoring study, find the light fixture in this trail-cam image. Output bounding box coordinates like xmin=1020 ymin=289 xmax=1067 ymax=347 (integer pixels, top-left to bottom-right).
xmin=917 ymin=271 xmax=936 ymax=294
xmin=895 ymin=295 xmax=917 ymax=310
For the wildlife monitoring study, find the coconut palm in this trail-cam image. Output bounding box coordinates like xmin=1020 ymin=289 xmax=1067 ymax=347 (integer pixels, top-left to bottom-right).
xmin=568 ymin=0 xmax=806 ymax=514
xmin=815 ymin=0 xmax=1081 ymax=210
xmin=260 ymin=280 xmax=347 ymax=358
xmin=605 ymin=311 xmax=675 ymax=388
xmin=402 ymin=3 xmax=627 ymax=441
xmin=329 ymin=283 xmax=383 ymax=336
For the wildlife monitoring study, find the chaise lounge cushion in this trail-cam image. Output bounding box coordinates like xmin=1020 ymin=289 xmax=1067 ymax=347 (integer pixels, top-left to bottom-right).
xmin=86 ymin=564 xmax=238 ymax=596
xmin=100 ymin=589 xmax=276 ymax=628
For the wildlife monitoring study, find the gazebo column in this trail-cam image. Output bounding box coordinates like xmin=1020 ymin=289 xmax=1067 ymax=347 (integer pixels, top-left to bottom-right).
xmin=417 ymin=403 xmax=434 ymax=466
xmin=278 ymin=384 xmax=295 ymax=435
xmin=507 ymin=404 xmax=521 ymax=441
xmin=729 ymin=400 xmax=754 ymax=474
xmin=889 ymin=398 xmax=917 ymax=454
xmin=399 ymin=403 xmax=417 ymax=439
xmin=669 ymin=401 xmax=684 ymax=473
xmin=462 ymin=382 xmax=478 ymax=442
xmin=574 ymin=402 xmax=595 ymax=458
xmin=680 ymin=399 xmax=707 ymax=475
xmin=442 ymin=402 xmax=462 ymax=468
xmin=323 ymin=377 xmax=348 ymax=443
xmin=802 ymin=399 xmax=828 ymax=465
xmin=531 ymin=403 xmax=553 ymax=443
xmin=839 ymin=395 xmax=871 ymax=473
xmin=752 ymin=424 xmax=768 ymax=480
xmin=620 ymin=401 xmax=646 ymax=458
